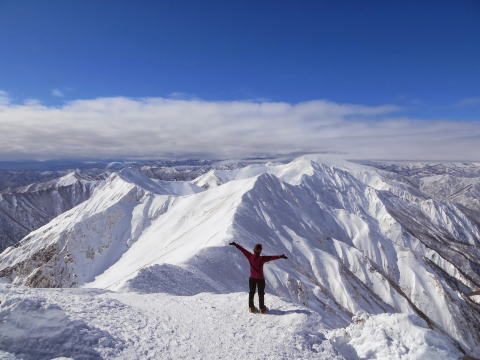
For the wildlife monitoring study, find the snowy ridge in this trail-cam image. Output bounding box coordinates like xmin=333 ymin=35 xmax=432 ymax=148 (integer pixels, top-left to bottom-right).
xmin=0 ymin=169 xmax=201 ymax=288
xmin=0 ymin=156 xmax=479 ymax=358
xmin=0 ymin=171 xmax=98 ymax=251
xmin=360 ymin=160 xmax=480 ymax=213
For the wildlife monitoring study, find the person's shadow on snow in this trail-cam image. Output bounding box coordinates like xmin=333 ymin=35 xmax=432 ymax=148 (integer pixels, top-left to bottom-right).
xmin=265 ymin=309 xmax=311 ymax=316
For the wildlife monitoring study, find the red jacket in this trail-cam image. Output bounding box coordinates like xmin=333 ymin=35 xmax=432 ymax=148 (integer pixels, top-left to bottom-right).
xmin=234 ymin=244 xmax=282 ymax=279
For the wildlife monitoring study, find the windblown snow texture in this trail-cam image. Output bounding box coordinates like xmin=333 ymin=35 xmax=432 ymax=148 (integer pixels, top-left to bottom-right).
xmin=0 ymin=283 xmax=463 ymax=360
xmin=0 ymin=156 xmax=479 ymax=358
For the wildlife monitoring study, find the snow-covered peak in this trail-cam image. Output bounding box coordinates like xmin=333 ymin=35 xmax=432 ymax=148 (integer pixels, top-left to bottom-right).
xmin=0 ymin=171 xmax=99 ymax=251
xmin=12 ymin=170 xmax=96 ymax=194
xmin=193 ymin=156 xmax=324 ymax=188
xmin=1 ymin=155 xmax=479 ymax=356
xmin=112 ymin=167 xmax=203 ymax=196
xmin=56 ymin=171 xmax=83 ymax=186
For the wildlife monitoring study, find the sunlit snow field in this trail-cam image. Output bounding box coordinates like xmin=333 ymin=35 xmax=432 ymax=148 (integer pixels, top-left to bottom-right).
xmin=1 ymin=156 xmax=479 ymax=359
xmin=0 ymin=282 xmax=462 ymax=360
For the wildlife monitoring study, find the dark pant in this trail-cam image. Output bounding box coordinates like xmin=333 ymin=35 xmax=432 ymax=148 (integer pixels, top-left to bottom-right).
xmin=249 ymin=277 xmax=266 ymax=309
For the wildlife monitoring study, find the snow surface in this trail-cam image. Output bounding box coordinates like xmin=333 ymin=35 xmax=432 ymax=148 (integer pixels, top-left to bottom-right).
xmin=1 ymin=155 xmax=479 ymax=358
xmin=0 ymin=282 xmax=462 ymax=360
xmin=360 ymin=160 xmax=480 ymax=212
xmin=0 ymin=171 xmax=98 ymax=251
xmin=326 ymin=311 xmax=461 ymax=360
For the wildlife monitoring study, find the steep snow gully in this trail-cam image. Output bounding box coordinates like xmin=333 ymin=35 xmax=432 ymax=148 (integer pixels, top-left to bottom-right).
xmin=0 ymin=156 xmax=479 ymax=359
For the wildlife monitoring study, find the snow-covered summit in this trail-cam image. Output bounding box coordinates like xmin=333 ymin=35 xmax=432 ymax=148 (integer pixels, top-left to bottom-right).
xmin=0 ymin=283 xmax=463 ymax=360
xmin=0 ymin=156 xmax=479 ymax=357
xmin=115 ymin=167 xmax=203 ymax=195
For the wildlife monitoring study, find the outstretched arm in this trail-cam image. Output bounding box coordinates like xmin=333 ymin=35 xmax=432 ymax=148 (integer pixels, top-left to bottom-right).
xmin=262 ymin=254 xmax=288 ymax=263
xmin=229 ymin=242 xmax=252 ymax=259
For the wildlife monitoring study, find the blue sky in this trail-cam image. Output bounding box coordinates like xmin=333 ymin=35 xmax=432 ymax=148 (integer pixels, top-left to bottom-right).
xmin=0 ymin=1 xmax=479 ymax=160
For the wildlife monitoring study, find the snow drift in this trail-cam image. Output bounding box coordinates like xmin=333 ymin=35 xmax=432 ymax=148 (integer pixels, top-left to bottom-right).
xmin=0 ymin=283 xmax=463 ymax=360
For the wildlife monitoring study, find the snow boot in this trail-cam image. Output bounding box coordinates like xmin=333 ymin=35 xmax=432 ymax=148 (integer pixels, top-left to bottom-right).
xmin=248 ymin=306 xmax=257 ymax=313
xmin=259 ymin=306 xmax=268 ymax=314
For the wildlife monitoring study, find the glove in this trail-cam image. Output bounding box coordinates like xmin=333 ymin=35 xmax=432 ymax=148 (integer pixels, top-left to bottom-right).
xmin=280 ymin=254 xmax=288 ymax=259
xmin=229 ymin=242 xmax=237 ymax=246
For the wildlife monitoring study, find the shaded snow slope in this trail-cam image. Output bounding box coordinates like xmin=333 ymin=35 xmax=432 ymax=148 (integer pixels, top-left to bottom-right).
xmin=0 ymin=283 xmax=463 ymax=360
xmin=1 ymin=156 xmax=479 ymax=356
xmin=0 ymin=169 xmax=203 ymax=288
xmin=360 ymin=160 xmax=480 ymax=213
xmin=420 ymin=174 xmax=480 ymax=212
xmin=0 ymin=172 xmax=98 ymax=251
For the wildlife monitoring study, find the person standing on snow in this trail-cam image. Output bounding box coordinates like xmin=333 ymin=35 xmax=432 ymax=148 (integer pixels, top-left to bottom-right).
xmin=229 ymin=242 xmax=287 ymax=313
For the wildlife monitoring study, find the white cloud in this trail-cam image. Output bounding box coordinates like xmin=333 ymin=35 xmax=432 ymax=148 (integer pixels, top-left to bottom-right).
xmin=455 ymin=97 xmax=480 ymax=106
xmin=168 ymin=91 xmax=198 ymax=100
xmin=51 ymin=88 xmax=65 ymax=98
xmin=0 ymin=90 xmax=11 ymax=105
xmin=0 ymin=96 xmax=478 ymax=161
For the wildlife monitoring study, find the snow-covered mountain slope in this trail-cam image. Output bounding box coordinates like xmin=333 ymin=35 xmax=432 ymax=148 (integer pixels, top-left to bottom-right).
xmin=0 ymin=283 xmax=462 ymax=360
xmin=0 ymin=160 xmax=253 ymax=252
xmin=139 ymin=165 xmax=210 ymax=182
xmin=1 ymin=156 xmax=479 ymax=357
xmin=0 ymin=169 xmax=69 ymax=192
xmin=359 ymin=161 xmax=480 ymax=178
xmin=419 ymin=174 xmax=480 ymax=212
xmin=0 ymin=172 xmax=98 ymax=252
xmin=360 ymin=160 xmax=480 ymax=213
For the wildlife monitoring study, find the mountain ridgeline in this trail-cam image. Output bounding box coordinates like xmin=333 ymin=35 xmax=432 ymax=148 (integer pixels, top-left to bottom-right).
xmin=0 ymin=156 xmax=479 ymax=356
xmin=0 ymin=172 xmax=98 ymax=251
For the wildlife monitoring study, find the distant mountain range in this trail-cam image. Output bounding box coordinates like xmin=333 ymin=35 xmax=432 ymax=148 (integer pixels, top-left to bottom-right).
xmin=0 ymin=159 xmax=268 ymax=250
xmin=0 ymin=156 xmax=479 ymax=356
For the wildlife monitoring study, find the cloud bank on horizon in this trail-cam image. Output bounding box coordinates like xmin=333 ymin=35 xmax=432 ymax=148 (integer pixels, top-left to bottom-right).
xmin=0 ymin=92 xmax=479 ymax=161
